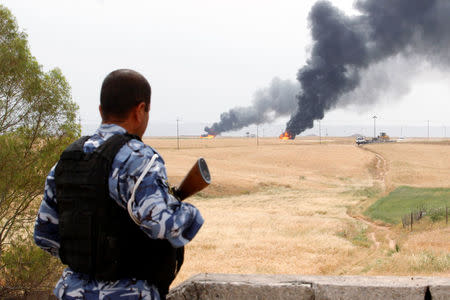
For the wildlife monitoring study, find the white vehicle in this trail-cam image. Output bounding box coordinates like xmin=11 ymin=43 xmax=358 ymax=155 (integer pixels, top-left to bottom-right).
xmin=355 ymin=136 xmax=367 ymax=145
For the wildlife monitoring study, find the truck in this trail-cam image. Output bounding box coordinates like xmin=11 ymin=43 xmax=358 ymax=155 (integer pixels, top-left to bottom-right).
xmin=355 ymin=136 xmax=368 ymax=145
xmin=356 ymin=132 xmax=394 ymax=145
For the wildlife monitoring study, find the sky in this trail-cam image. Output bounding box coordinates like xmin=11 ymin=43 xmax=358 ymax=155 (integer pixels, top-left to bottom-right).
xmin=1 ymin=0 xmax=449 ymax=137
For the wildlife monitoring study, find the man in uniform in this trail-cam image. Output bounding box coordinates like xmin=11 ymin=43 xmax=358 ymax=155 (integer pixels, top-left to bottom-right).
xmin=34 ymin=69 xmax=204 ymax=300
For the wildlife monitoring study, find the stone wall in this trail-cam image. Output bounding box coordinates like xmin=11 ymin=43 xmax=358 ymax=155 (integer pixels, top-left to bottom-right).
xmin=5 ymin=274 xmax=449 ymax=299
xmin=167 ymin=274 xmax=450 ymax=300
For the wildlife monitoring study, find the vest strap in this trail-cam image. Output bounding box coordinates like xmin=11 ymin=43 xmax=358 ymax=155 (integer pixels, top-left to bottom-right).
xmin=127 ymin=153 xmax=159 ymax=226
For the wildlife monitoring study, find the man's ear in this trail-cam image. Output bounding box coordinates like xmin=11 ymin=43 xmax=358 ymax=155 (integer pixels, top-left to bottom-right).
xmin=135 ymin=102 xmax=147 ymax=122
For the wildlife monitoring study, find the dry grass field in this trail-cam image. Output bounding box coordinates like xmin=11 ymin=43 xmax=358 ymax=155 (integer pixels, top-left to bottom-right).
xmin=143 ymin=137 xmax=450 ymax=286
xmin=367 ymin=142 xmax=450 ymax=188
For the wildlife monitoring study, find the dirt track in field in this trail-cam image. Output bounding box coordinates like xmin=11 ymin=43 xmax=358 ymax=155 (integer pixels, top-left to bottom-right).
xmin=351 ymin=145 xmax=397 ymax=251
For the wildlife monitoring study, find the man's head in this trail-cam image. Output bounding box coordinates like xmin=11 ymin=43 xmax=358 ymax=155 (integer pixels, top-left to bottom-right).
xmin=100 ymin=69 xmax=151 ymax=137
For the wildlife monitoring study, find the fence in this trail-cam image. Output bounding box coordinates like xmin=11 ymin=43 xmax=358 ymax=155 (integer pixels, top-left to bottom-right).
xmin=402 ymin=206 xmax=448 ymax=230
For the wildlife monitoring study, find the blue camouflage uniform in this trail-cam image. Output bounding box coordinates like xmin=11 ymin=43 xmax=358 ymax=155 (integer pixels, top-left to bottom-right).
xmin=34 ymin=124 xmax=204 ymax=300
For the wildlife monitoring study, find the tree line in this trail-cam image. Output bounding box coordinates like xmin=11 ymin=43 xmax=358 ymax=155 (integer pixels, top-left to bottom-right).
xmin=0 ymin=5 xmax=79 ymax=297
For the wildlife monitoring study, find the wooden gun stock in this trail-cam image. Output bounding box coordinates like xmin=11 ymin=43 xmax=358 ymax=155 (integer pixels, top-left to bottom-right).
xmin=174 ymin=158 xmax=211 ymax=201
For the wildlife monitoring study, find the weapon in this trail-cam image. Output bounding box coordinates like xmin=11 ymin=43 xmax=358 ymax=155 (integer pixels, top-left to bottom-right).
xmin=174 ymin=158 xmax=211 ymax=201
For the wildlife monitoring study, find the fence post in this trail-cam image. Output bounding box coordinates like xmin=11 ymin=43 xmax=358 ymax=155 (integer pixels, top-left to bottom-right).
xmin=410 ymin=212 xmax=413 ymax=231
xmin=446 ymin=206 xmax=448 ymax=225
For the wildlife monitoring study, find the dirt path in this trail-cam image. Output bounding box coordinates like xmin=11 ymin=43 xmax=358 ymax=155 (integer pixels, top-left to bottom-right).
xmin=353 ymin=214 xmax=390 ymax=231
xmin=350 ymin=146 xmax=396 ymax=251
xmin=351 ymin=214 xmax=396 ymax=250
xmin=369 ymin=232 xmax=380 ymax=249
xmin=358 ymin=145 xmax=389 ymax=191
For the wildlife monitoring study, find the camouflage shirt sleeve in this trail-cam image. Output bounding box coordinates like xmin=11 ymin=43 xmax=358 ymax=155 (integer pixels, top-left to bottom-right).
xmin=34 ymin=164 xmax=60 ymax=257
xmin=109 ymin=138 xmax=204 ymax=248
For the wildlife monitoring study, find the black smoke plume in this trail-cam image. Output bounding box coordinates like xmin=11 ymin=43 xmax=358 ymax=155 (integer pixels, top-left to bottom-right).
xmin=285 ymin=0 xmax=450 ymax=138
xmin=204 ymin=77 xmax=299 ymax=135
xmin=206 ymin=0 xmax=450 ymax=138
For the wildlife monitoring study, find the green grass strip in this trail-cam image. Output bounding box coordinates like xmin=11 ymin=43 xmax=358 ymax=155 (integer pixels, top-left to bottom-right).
xmin=364 ymin=186 xmax=450 ymax=224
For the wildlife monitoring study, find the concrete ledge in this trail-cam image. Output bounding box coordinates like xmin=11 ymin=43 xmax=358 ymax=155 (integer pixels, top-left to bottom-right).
xmin=167 ymin=274 xmax=450 ymax=300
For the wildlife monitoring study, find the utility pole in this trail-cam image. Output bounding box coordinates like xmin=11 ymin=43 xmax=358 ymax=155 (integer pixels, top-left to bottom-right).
xmin=319 ymin=120 xmax=321 ymax=144
xmin=256 ymin=124 xmax=259 ymax=147
xmin=373 ymin=115 xmax=377 ymax=139
xmin=176 ymin=118 xmax=180 ymax=150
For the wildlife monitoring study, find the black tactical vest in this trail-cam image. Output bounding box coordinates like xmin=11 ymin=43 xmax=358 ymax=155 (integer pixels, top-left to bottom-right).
xmin=55 ymin=134 xmax=183 ymax=298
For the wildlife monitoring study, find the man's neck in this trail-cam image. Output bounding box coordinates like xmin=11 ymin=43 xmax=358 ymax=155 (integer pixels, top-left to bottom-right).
xmin=101 ymin=120 xmax=140 ymax=137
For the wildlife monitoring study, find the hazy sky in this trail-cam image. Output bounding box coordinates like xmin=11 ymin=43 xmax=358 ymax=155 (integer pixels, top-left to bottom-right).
xmin=2 ymin=0 xmax=449 ymax=136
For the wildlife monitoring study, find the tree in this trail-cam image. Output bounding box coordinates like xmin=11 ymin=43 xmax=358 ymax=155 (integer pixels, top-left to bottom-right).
xmin=0 ymin=5 xmax=80 ymax=296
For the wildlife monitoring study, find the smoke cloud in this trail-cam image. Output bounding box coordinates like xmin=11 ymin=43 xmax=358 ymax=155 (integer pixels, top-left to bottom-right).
xmin=206 ymin=0 xmax=450 ymax=138
xmin=204 ymin=77 xmax=299 ymax=135
xmin=286 ymin=0 xmax=450 ymax=137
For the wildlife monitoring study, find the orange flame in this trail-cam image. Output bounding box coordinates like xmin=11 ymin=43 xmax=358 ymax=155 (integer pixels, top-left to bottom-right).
xmin=279 ymin=132 xmax=293 ymax=140
xmin=200 ymin=134 xmax=215 ymax=139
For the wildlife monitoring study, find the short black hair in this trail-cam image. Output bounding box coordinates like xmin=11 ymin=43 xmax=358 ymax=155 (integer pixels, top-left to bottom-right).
xmin=100 ymin=69 xmax=151 ymax=120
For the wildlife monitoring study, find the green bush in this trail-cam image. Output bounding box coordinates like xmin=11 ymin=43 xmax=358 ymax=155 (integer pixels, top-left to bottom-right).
xmin=0 ymin=235 xmax=62 ymax=297
xmin=428 ymin=208 xmax=446 ymax=222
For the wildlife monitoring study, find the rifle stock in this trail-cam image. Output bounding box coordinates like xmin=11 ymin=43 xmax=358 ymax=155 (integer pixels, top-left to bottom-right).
xmin=174 ymin=158 xmax=211 ymax=201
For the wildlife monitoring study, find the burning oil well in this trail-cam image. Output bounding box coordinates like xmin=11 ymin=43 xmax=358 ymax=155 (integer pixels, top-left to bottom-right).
xmin=200 ymin=133 xmax=216 ymax=139
xmin=205 ymin=0 xmax=450 ymax=139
